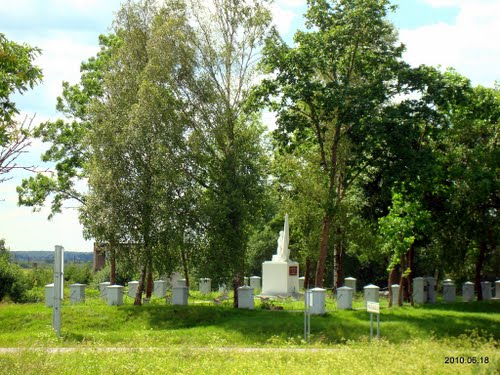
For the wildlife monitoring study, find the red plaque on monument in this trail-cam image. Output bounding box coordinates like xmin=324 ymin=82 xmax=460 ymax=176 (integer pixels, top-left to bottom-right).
xmin=289 ymin=266 xmax=298 ymax=276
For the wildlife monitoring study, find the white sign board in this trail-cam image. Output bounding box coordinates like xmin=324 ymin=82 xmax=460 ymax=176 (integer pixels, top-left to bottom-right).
xmin=367 ymin=301 xmax=380 ymax=314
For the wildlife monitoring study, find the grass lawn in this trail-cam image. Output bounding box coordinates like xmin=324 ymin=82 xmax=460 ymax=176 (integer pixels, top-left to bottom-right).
xmin=0 ymin=290 xmax=498 ymax=374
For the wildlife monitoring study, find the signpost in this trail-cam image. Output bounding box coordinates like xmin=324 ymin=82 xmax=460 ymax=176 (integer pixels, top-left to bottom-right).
xmin=304 ymin=289 xmax=311 ymax=343
xmin=53 ymin=245 xmax=64 ymax=337
xmin=367 ymin=301 xmax=380 ymax=341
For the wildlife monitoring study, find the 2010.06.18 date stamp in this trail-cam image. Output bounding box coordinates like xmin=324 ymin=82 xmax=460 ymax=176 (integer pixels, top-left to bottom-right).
xmin=444 ymin=356 xmax=489 ymax=364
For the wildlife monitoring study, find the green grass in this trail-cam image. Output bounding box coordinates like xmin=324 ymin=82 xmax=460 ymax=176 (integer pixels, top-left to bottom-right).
xmin=0 ymin=292 xmax=498 ymax=374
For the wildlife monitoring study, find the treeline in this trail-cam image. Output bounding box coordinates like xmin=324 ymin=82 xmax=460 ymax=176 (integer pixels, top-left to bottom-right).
xmin=11 ymin=0 xmax=499 ymax=305
xmin=10 ymin=251 xmax=93 ymax=265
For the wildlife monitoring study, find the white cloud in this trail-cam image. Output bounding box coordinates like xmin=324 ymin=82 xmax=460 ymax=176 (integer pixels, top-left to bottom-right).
xmin=399 ymin=0 xmax=500 ymax=86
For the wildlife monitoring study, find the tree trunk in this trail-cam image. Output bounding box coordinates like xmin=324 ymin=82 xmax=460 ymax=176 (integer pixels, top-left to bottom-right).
xmin=397 ymin=254 xmax=406 ymax=306
xmin=232 ymin=274 xmax=242 ymax=308
xmin=388 ymin=266 xmax=398 ymax=308
xmin=304 ymin=257 xmax=311 ymax=290
xmin=181 ymin=245 xmax=190 ymax=289
xmin=146 ymin=268 xmax=153 ymax=298
xmin=407 ymin=244 xmax=415 ymax=305
xmin=475 ymin=239 xmax=487 ymax=301
xmin=315 ymin=217 xmax=330 ymax=287
xmin=109 ymin=245 xmax=116 ymax=285
xmin=334 ymin=226 xmax=343 ymax=290
xmin=134 ymin=264 xmax=147 ymax=305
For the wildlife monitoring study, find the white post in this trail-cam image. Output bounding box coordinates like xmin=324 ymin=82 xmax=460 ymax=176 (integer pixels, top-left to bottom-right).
xmin=199 ymin=278 xmax=212 ymax=294
xmin=172 ymin=286 xmax=188 ymax=305
xmin=310 ymin=288 xmax=326 ymax=315
xmin=344 ymin=277 xmax=357 ymax=292
xmin=363 ymin=284 xmax=379 ymax=308
xmin=336 ymin=286 xmax=353 ymax=310
xmin=462 ymin=281 xmax=474 ymax=302
xmin=442 ymin=280 xmax=456 ymax=303
xmin=249 ymin=276 xmax=261 ymax=291
xmin=481 ymin=281 xmax=492 ymax=300
xmin=52 ymin=245 xmax=64 ymax=337
xmin=237 ymin=286 xmax=254 ymax=309
xmin=154 ymin=280 xmax=167 ymax=297
xmin=391 ymin=284 xmax=400 ymax=306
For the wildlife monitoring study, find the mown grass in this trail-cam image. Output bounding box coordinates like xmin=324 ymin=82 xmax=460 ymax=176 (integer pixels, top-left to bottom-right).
xmin=0 ymin=291 xmax=498 ymax=374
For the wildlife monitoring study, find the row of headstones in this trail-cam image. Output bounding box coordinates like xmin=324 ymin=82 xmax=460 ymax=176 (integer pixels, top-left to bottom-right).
xmin=337 ymin=277 xmax=500 ymax=309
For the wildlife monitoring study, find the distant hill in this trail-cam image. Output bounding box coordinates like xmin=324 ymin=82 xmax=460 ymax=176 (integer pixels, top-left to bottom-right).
xmin=10 ymin=251 xmax=93 ymax=264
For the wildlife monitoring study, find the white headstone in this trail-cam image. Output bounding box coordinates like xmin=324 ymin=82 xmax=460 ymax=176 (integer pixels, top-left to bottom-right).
xmin=336 ymin=286 xmax=353 ymax=310
xmin=413 ymin=277 xmax=425 ymax=304
xmin=99 ymin=281 xmax=111 ymax=300
xmin=45 ymin=283 xmax=54 ymax=307
xmin=443 ymin=280 xmax=457 ymax=303
xmin=218 ymin=284 xmax=228 ymax=294
xmin=237 ymin=286 xmax=254 ymax=309
xmin=166 ymin=272 xmax=182 ymax=290
xmin=199 ymin=278 xmax=212 ymax=294
xmin=391 ymin=284 xmax=400 ymax=306
xmin=298 ymin=276 xmax=305 ymax=290
xmin=462 ymin=281 xmax=474 ymax=302
xmin=177 ymin=279 xmax=187 ymax=287
xmin=249 ymin=276 xmax=261 ymax=290
xmin=262 ymin=214 xmax=299 ymax=296
xmin=172 ymin=286 xmax=188 ymax=305
xmin=496 ymin=280 xmax=500 ymax=298
xmin=364 ymin=284 xmax=379 ymax=308
xmin=442 ymin=280 xmax=456 ymax=303
xmin=70 ymin=283 xmax=86 ymax=304
xmin=127 ymin=281 xmax=139 ymax=298
xmin=107 ymin=285 xmax=124 ymax=306
xmin=481 ymin=281 xmax=492 ymax=300
xmin=154 ymin=280 xmax=167 ymax=297
xmin=425 ymin=277 xmax=437 ymax=303
xmin=309 ymin=288 xmax=326 ymax=315
xmin=344 ymin=277 xmax=357 ymax=292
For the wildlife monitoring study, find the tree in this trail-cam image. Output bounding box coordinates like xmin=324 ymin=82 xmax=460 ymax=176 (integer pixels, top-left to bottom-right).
xmin=0 ymin=34 xmax=42 ymax=183
xmin=182 ymin=0 xmax=272 ymax=305
xmin=257 ymin=0 xmax=408 ymax=287
xmin=17 ymin=34 xmax=118 ymax=216
xmin=429 ymin=73 xmax=499 ymax=300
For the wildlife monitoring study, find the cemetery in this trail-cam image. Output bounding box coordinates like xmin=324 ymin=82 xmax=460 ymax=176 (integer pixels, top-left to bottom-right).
xmin=1 ymin=0 xmax=499 ymax=373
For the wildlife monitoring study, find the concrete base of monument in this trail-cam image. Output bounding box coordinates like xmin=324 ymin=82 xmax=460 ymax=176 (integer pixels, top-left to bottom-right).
xmin=262 ymin=260 xmax=299 ymax=296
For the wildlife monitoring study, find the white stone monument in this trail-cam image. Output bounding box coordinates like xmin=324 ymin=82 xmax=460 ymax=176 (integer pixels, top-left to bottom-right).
xmin=481 ymin=281 xmax=492 ymax=300
xmin=462 ymin=281 xmax=474 ymax=302
xmin=45 ymin=283 xmax=54 ymax=307
xmin=107 ymin=285 xmax=124 ymax=306
xmin=218 ymin=284 xmax=228 ymax=294
xmin=172 ymin=286 xmax=188 ymax=305
xmin=344 ymin=277 xmax=357 ymax=292
xmin=99 ymin=281 xmax=111 ymax=300
xmin=262 ymin=214 xmax=299 ymax=296
xmin=166 ymin=272 xmax=182 ymax=290
xmin=413 ymin=277 xmax=425 ymax=304
xmin=177 ymin=279 xmax=187 ymax=287
xmin=199 ymin=278 xmax=212 ymax=294
xmin=237 ymin=286 xmax=254 ymax=309
xmin=443 ymin=280 xmax=456 ymax=303
xmin=364 ymin=284 xmax=379 ymax=308
xmin=336 ymin=286 xmax=353 ymax=310
xmin=309 ymin=288 xmax=326 ymax=315
xmin=391 ymin=284 xmax=400 ymax=306
xmin=249 ymin=276 xmax=261 ymax=291
xmin=128 ymin=281 xmax=139 ymax=297
xmin=70 ymin=283 xmax=86 ymax=304
xmin=154 ymin=280 xmax=167 ymax=297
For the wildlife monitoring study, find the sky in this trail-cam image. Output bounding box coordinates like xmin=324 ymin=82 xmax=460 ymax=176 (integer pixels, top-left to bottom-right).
xmin=0 ymin=0 xmax=499 ymax=252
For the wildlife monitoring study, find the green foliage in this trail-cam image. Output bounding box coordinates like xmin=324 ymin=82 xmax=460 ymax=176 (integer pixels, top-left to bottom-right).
xmin=64 ymin=263 xmax=92 ymax=285
xmin=0 ymin=33 xmax=42 ymax=127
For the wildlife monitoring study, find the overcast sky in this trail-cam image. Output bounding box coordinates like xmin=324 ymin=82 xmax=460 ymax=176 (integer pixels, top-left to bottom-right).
xmin=1 ymin=0 xmax=498 ymax=252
